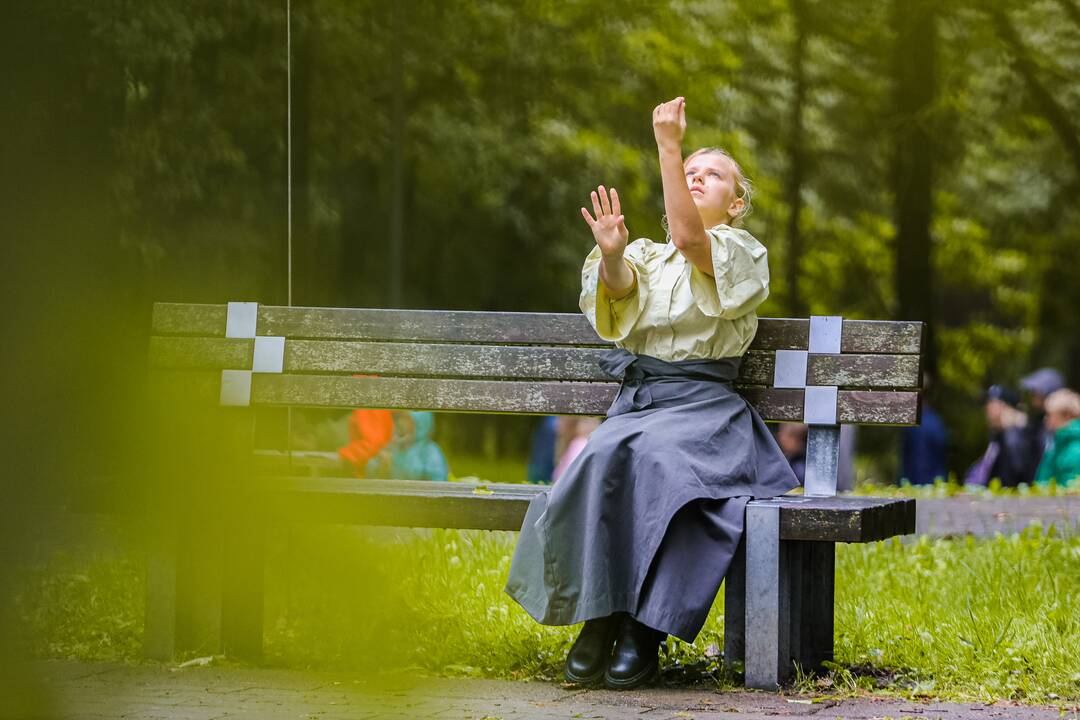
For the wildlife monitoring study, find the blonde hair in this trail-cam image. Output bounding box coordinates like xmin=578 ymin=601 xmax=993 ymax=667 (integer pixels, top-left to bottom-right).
xmin=685 ymin=147 xmax=754 ymax=225
xmin=1045 ymin=388 xmax=1080 ymax=419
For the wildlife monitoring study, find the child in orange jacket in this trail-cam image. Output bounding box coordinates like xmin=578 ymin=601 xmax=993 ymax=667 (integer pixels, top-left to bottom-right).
xmin=338 ymin=409 xmax=394 ymax=477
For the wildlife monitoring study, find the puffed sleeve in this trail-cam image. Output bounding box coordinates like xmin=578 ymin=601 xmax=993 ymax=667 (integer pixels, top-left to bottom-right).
xmin=688 ymin=225 xmax=770 ymax=319
xmin=578 ymin=239 xmax=651 ymax=342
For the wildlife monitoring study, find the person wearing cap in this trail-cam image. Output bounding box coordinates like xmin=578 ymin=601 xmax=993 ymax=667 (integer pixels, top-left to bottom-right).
xmin=1020 ymin=367 xmax=1066 ymax=481
xmin=963 ymin=385 xmax=1033 ymax=488
xmin=1033 ymin=389 xmax=1080 ymax=486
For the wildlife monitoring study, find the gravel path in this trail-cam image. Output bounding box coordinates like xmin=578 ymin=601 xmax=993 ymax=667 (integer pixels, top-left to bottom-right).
xmin=28 ymin=660 xmax=1078 ymax=720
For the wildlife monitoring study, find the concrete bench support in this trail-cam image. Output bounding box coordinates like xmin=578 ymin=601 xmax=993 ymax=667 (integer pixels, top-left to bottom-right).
xmin=725 ymin=498 xmax=843 ymax=689
xmin=744 ymin=502 xmax=791 ymax=688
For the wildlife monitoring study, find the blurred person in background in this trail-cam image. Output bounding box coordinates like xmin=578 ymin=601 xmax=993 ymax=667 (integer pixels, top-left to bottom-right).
xmin=837 ymin=425 xmax=858 ymax=491
xmin=1019 ymin=367 xmax=1066 ymax=481
xmin=527 ymin=416 xmax=559 ymax=484
xmin=963 ymin=385 xmax=1032 ymax=488
xmin=775 ymin=422 xmax=807 ymax=484
xmin=552 ymin=417 xmax=602 ymax=483
xmin=338 ymin=408 xmax=395 ymax=478
xmin=900 ymin=372 xmax=948 ymax=485
xmin=368 ymin=411 xmax=450 ymax=482
xmin=775 ymin=423 xmax=855 ymax=490
xmin=1033 ymin=388 xmax=1080 ymax=486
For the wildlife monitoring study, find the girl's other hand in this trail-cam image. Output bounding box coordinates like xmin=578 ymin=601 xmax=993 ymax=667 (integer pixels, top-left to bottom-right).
xmin=580 ymin=185 xmax=629 ymax=257
xmin=652 ymin=97 xmax=686 ymax=150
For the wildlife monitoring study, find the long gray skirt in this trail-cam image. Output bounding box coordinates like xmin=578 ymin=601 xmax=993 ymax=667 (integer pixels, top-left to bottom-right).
xmin=504 ymin=349 xmax=799 ymax=642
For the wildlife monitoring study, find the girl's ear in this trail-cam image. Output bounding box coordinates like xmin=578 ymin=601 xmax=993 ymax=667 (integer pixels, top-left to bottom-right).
xmin=728 ymin=196 xmax=746 ymax=222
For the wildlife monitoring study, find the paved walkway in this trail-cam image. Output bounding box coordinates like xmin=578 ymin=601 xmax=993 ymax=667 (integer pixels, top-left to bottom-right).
xmin=32 ymin=661 xmax=1078 ymax=720
xmin=916 ymin=495 xmax=1077 ymax=537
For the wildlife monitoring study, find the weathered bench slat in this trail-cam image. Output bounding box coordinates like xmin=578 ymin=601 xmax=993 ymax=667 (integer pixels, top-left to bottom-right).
xmin=740 ymin=387 xmax=920 ymax=425
xmin=750 ymin=319 xmax=923 ymax=355
xmin=152 ymin=304 xmax=608 ymax=346
xmin=152 ymin=304 xmax=922 ymax=355
xmin=288 ymin=340 xmax=606 ymax=380
xmin=755 ymin=352 xmax=918 ymax=389
xmin=149 ymin=371 xmax=919 ymax=424
xmin=150 ymin=336 xmax=254 ymax=370
xmin=253 ymin=376 xmax=919 ymax=424
xmin=256 ymin=374 xmax=614 ymax=415
xmin=765 ymin=496 xmax=918 ymax=542
xmin=258 ymin=477 xmax=915 ymax=542
xmin=149 ymin=337 xmax=611 ymax=381
xmin=150 ymin=336 xmax=920 ymax=389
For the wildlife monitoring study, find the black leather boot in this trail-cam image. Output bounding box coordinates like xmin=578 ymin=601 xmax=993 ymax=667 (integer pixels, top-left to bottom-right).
xmin=604 ymin=615 xmax=666 ymax=689
xmin=564 ymin=614 xmax=621 ymax=684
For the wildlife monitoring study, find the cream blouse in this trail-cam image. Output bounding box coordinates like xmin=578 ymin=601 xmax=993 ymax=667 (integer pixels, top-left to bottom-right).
xmin=579 ymin=225 xmax=770 ymax=361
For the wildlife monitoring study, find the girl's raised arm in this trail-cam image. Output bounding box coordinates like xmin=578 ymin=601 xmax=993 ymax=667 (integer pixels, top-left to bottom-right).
xmin=653 ymin=98 xmax=712 ymax=276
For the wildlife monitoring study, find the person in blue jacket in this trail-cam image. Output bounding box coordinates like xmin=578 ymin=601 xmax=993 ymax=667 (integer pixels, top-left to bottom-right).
xmin=901 ymin=403 xmax=948 ymax=485
xmin=368 ymin=411 xmax=449 ymax=482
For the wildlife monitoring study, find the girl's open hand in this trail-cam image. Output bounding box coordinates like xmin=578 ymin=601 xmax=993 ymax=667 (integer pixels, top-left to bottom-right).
xmin=652 ymin=97 xmax=686 ymax=150
xmin=580 ymin=185 xmax=629 ymax=258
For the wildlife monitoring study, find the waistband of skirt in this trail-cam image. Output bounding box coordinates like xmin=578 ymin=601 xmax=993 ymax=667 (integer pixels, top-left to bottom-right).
xmin=599 ymin=348 xmax=741 ymax=384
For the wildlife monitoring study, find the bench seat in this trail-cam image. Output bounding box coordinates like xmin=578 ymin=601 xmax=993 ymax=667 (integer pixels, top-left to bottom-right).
xmin=257 ymin=476 xmax=914 ymax=542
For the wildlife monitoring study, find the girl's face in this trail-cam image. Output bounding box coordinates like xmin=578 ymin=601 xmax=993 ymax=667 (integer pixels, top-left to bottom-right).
xmin=684 ymin=152 xmax=745 ymax=227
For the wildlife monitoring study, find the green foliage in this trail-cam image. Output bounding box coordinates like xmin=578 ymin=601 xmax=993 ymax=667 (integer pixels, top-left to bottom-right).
xmin=11 ymin=553 xmax=144 ymax=662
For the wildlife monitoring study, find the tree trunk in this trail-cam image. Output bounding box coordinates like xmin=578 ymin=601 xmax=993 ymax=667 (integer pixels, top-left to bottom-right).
xmin=289 ymin=0 xmax=314 ymax=306
xmin=891 ymin=0 xmax=938 ymax=377
xmin=783 ymin=0 xmax=810 ymax=317
xmin=388 ymin=1 xmax=406 ymax=308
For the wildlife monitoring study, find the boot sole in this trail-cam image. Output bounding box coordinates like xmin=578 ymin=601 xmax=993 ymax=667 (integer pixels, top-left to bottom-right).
xmin=603 ymin=660 xmax=658 ymax=690
xmin=564 ymin=665 xmax=605 ymax=685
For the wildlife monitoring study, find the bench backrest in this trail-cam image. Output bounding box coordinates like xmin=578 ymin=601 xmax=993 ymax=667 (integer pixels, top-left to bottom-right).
xmin=149 ymin=302 xmax=922 ymax=426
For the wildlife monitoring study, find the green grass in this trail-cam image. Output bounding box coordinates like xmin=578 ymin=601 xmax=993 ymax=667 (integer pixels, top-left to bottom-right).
xmin=10 ymin=551 xmax=144 ymax=662
xmin=831 ymin=529 xmax=1080 ymax=702
xmin=850 ymin=476 xmax=1080 ymax=498
xmin=10 ymin=522 xmax=1079 ymax=704
xmin=445 ymin=453 xmax=531 ymax=485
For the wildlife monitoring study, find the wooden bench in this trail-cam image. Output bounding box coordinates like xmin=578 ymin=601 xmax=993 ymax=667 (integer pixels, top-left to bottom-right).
xmin=146 ymin=302 xmax=921 ymax=689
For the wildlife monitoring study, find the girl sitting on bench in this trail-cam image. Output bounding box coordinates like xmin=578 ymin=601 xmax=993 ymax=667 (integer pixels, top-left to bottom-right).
xmin=504 ymin=97 xmax=799 ymax=689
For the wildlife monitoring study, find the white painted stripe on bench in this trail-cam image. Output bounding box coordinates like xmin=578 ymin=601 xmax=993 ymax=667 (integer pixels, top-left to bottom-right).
xmin=808 ymin=315 xmax=842 ymax=354
xmin=253 ymin=336 xmax=285 ymax=373
xmin=225 ymin=302 xmax=259 ymax=339
xmin=220 ymin=369 xmax=253 ymax=406
xmin=772 ymin=350 xmax=808 ymax=389
xmin=804 ymin=386 xmax=839 ymax=425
